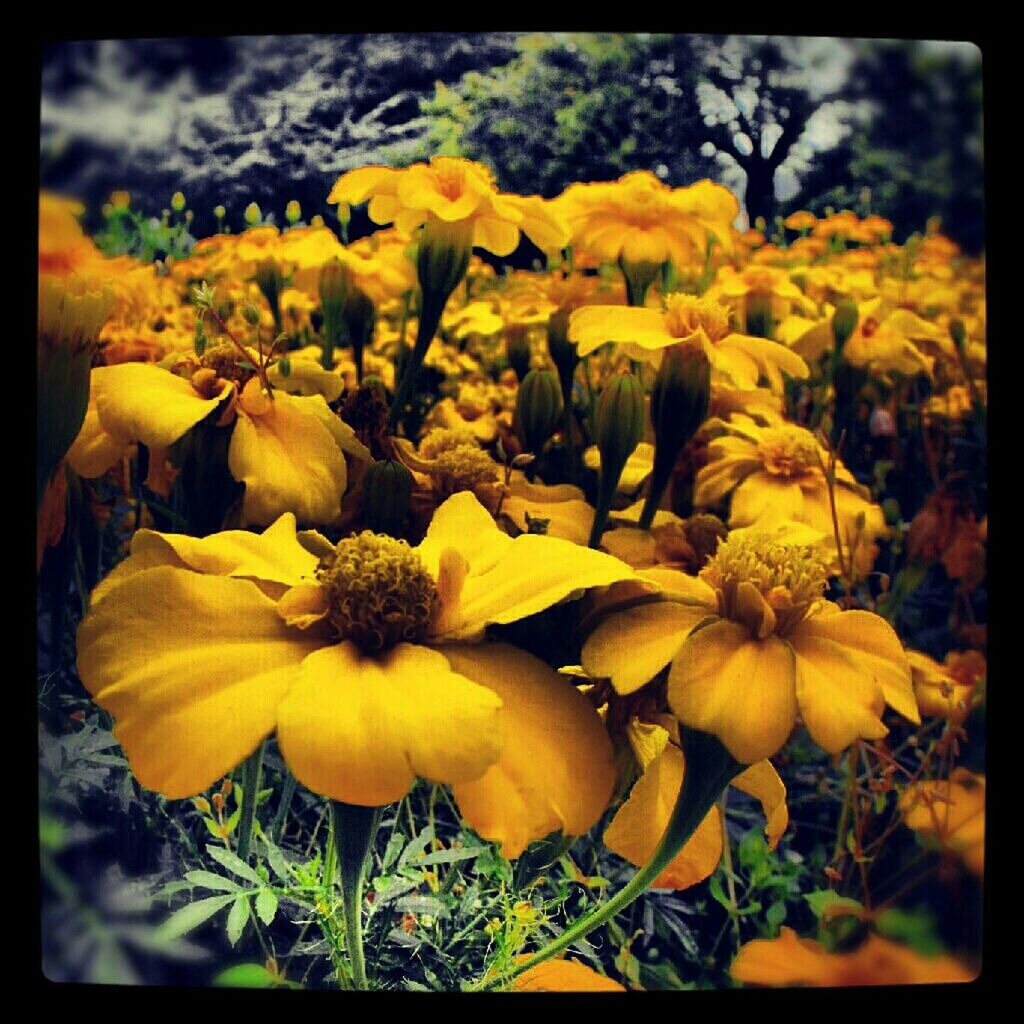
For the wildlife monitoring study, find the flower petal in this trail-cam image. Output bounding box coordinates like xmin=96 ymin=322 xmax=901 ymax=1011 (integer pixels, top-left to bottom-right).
xmin=604 ymin=744 xmax=724 ymax=890
xmin=568 ymin=306 xmax=672 ymax=357
xmin=583 ymin=601 xmax=709 ymax=695
xmin=76 ymin=567 xmax=324 ymax=798
xmin=443 ymin=643 xmax=615 ymax=858
xmin=228 ymin=392 xmax=349 ymax=527
xmin=668 ymin=620 xmax=797 ymax=764
xmin=731 ymin=760 xmax=789 ymax=851
xmin=277 ymin=642 xmax=504 ymax=806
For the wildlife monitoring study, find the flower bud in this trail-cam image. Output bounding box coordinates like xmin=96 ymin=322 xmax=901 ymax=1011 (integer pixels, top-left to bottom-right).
xmin=361 ymin=459 xmax=415 ymax=537
xmin=285 ymin=199 xmax=301 ymax=224
xmin=950 ymin=317 xmax=967 ymax=354
xmin=417 ymin=217 xmax=474 ymax=313
xmin=311 ymin=214 xmax=325 ymax=228
xmin=171 ymin=191 xmax=186 ymax=213
xmin=243 ymin=302 xmax=261 ymax=326
xmin=594 ymin=372 xmax=645 ymax=482
xmin=255 ymin=259 xmax=284 ymax=329
xmin=506 ymin=328 xmax=532 ymax=383
xmin=546 ymin=307 xmax=579 ymax=402
xmin=111 ymin=190 xmax=130 ymax=210
xmin=515 ymin=369 xmax=564 ymax=456
xmin=244 ymin=202 xmax=262 ymax=227
xmin=832 ymin=301 xmax=859 ymax=353
xmin=214 ymin=204 xmax=226 ymax=222
xmin=319 ymin=258 xmax=353 ymax=316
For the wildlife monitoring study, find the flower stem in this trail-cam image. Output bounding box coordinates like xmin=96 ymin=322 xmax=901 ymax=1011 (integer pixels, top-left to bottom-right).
xmin=237 ymin=741 xmax=265 ymax=862
xmin=330 ymin=802 xmax=383 ymax=991
xmin=477 ymin=727 xmax=743 ymax=991
xmin=272 ymin=770 xmax=299 ymax=844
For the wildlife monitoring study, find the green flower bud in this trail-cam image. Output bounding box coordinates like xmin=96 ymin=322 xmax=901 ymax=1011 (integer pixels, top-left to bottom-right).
xmin=361 ymin=459 xmax=414 ymax=537
xmin=319 ymin=258 xmax=353 ymax=317
xmin=255 ymin=259 xmax=284 ymax=331
xmin=515 ymin=369 xmax=563 ymax=456
xmin=285 ymin=199 xmax=301 ymax=224
xmin=242 ymin=302 xmax=261 ymax=326
xmin=311 ymin=214 xmax=325 ymax=228
xmin=171 ymin=191 xmax=186 ymax=212
xmin=244 ymin=202 xmax=262 ymax=227
xmin=417 ymin=218 xmax=473 ymax=313
xmin=546 ymin=307 xmax=578 ymax=402
xmin=213 ymin=204 xmax=226 ymax=221
xmin=832 ymin=301 xmax=859 ymax=353
xmin=639 ymin=341 xmax=710 ymax=529
xmin=594 ymin=372 xmax=645 ymax=482
xmin=506 ymin=329 xmax=532 ymax=383
xmin=618 ymin=257 xmax=662 ymax=307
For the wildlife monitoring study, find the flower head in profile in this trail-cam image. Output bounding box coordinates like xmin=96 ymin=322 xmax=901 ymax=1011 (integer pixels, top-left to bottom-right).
xmin=327 ymin=157 xmax=568 ymax=257
xmin=76 ymin=492 xmax=636 ymax=856
xmin=731 ymin=928 xmax=975 ymax=987
xmin=569 ymin=292 xmax=809 ymax=394
xmin=582 ymin=531 xmax=918 ymax=764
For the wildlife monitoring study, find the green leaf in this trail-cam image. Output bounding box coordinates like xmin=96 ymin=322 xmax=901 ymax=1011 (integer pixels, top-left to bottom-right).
xmin=261 ymin=838 xmax=293 ymax=883
xmin=224 ymin=805 xmax=242 ymax=836
xmin=415 ymin=847 xmax=481 ymax=867
xmin=766 ymin=900 xmax=787 ymax=930
xmin=804 ymin=889 xmax=864 ymax=920
xmin=398 ymin=826 xmax=435 ymax=870
xmin=154 ymin=894 xmax=236 ymax=941
xmin=708 ymin=873 xmax=731 ymax=910
xmin=206 ymin=844 xmax=263 ymax=885
xmin=226 ymin=896 xmax=250 ymax=947
xmin=213 ymin=963 xmax=275 ymax=988
xmin=255 ymin=890 xmax=278 ymax=927
xmin=382 ymin=832 xmax=406 ymax=872
xmin=203 ymin=818 xmax=226 ymax=841
xmin=184 ymin=870 xmax=241 ymax=893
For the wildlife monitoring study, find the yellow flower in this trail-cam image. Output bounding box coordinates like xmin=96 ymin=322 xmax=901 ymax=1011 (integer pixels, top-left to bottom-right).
xmin=693 ymin=415 xmax=887 ymax=576
xmin=499 ymin=471 xmax=596 ymax=545
xmin=906 ymin=649 xmax=985 ymax=720
xmin=731 ymin=928 xmax=976 ymax=987
xmin=76 ymin=493 xmax=636 ymax=856
xmin=67 ymin=351 xmax=368 ymax=528
xmin=510 ymin=957 xmax=626 ymax=992
xmin=555 ymin=172 xmax=737 ymax=269
xmin=901 ymin=769 xmax=985 ymax=876
xmin=704 ymin=265 xmax=817 ymax=336
xmin=603 ymin=714 xmax=788 ymax=890
xmin=569 ymin=293 xmax=808 ymax=394
xmin=327 ymin=157 xmax=568 ymax=257
xmin=581 ymin=532 xmax=917 ymax=763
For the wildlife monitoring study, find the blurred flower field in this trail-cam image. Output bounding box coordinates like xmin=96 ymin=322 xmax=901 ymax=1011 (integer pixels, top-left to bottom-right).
xmin=38 ymin=88 xmax=985 ymax=992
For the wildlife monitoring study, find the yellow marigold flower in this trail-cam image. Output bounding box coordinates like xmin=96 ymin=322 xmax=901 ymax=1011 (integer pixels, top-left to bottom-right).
xmin=66 ymin=351 xmax=368 ymax=528
xmin=704 ymin=265 xmax=817 ymax=336
xmin=842 ymin=299 xmax=952 ymax=381
xmin=693 ymin=415 xmax=887 ymax=576
xmin=556 ymin=172 xmax=737 ymax=269
xmin=582 ymin=532 xmax=917 ymax=763
xmin=76 ymin=492 xmax=635 ymax=856
xmin=784 ymin=210 xmax=816 ymax=231
xmin=603 ymin=714 xmax=788 ymax=890
xmin=901 ymin=768 xmax=985 ymax=876
xmin=569 ymin=293 xmax=808 ymax=394
xmin=906 ymin=649 xmax=985 ymax=720
xmin=327 ymin=157 xmax=568 ymax=257
xmin=499 ymin=471 xmax=595 ymax=545
xmin=731 ymin=928 xmax=976 ymax=987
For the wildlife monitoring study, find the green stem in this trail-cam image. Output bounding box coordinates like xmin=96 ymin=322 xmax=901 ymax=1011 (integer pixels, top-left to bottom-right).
xmin=389 ymin=290 xmax=447 ymax=430
xmin=272 ymin=771 xmax=299 ymax=844
xmin=236 ymin=741 xmax=264 ymax=862
xmin=588 ymin=459 xmax=625 ymax=549
xmin=638 ymin=435 xmax=681 ymax=530
xmin=478 ymin=728 xmax=742 ymax=991
xmin=330 ymin=802 xmax=384 ymax=991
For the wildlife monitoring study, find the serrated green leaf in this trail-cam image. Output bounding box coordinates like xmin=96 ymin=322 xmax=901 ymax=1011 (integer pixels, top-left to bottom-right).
xmin=226 ymin=896 xmax=250 ymax=946
xmin=206 ymin=844 xmax=263 ymax=885
xmin=262 ymin=838 xmax=293 ymax=883
xmin=154 ymin=893 xmax=236 ymax=941
xmin=184 ymin=870 xmax=241 ymax=893
xmin=415 ymin=847 xmax=481 ymax=867
xmin=398 ymin=826 xmax=435 ymax=870
xmin=255 ymin=890 xmax=278 ymax=927
xmin=213 ymin=963 xmax=275 ymax=988
xmin=382 ymin=833 xmax=406 ymax=872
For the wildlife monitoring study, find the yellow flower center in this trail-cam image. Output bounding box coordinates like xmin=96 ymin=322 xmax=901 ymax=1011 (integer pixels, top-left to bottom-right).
xmin=663 ymin=293 xmax=731 ymax=342
xmin=703 ymin=531 xmax=829 ymax=636
xmin=433 ymin=159 xmax=467 ymax=201
xmin=433 ymin=446 xmax=499 ymax=491
xmin=757 ymin=426 xmax=822 ymax=478
xmin=317 ymin=532 xmax=439 ymax=653
xmin=419 ymin=427 xmax=480 ymax=460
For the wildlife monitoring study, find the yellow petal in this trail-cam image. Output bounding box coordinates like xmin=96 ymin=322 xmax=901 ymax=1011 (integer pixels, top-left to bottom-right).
xmin=787 ymin=632 xmax=888 ymax=753
xmin=731 ymin=760 xmax=789 ymax=851
xmin=625 ymin=718 xmax=670 ymax=773
xmin=276 ymin=642 xmax=503 ymax=806
xmin=582 ymin=601 xmax=710 ymax=696
xmin=605 ymin=744 xmax=724 ymax=890
xmin=568 ymin=305 xmax=673 ymax=357
xmin=130 ymin=512 xmax=319 ymax=588
xmin=444 ymin=643 xmax=615 ymax=859
xmin=327 ymin=165 xmax=401 ymax=206
xmin=67 ymin=398 xmax=132 ymax=478
xmin=76 ymin=567 xmax=324 ymax=798
xmin=472 ymin=216 xmax=521 ymax=257
xmin=266 ymin=359 xmax=344 ymax=402
xmin=228 ymin=392 xmax=348 ymax=527
xmin=793 ymin=608 xmax=918 ymax=724
xmin=512 ymin=958 xmax=626 ymax=992
xmin=416 ymin=490 xmax=513 ymax=581
xmin=729 ymin=472 xmax=805 ymax=526
xmin=668 ymin=621 xmax=797 ymax=764
xmin=731 ymin=928 xmax=838 ymax=986
xmin=276 ymin=583 xmax=330 ymax=629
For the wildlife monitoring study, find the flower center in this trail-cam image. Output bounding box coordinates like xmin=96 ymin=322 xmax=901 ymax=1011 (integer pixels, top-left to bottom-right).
xmin=316 ymin=532 xmax=438 ymax=652
xmin=756 ymin=426 xmax=822 ymax=478
xmin=419 ymin=427 xmax=480 ymax=460
xmin=703 ymin=531 xmax=829 ymax=635
xmin=197 ymin=342 xmax=258 ymax=387
xmin=663 ymin=293 xmax=731 ymax=342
